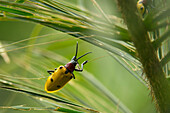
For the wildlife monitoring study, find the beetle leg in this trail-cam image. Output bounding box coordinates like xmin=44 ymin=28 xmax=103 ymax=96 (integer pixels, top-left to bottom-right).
xmin=77 ymin=64 xmax=80 ymax=70
xmin=64 ymin=69 xmax=75 ymax=79
xmin=47 ymin=70 xmax=54 ymax=75
xmin=75 ymin=60 xmax=88 ymax=72
xmin=74 ymin=69 xmax=82 ymax=72
xmin=72 ymin=73 xmax=75 ymax=79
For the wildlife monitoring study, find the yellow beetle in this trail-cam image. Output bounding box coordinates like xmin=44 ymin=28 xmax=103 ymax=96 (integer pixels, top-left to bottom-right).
xmin=137 ymin=0 xmax=146 ymax=16
xmin=45 ymin=42 xmax=91 ymax=93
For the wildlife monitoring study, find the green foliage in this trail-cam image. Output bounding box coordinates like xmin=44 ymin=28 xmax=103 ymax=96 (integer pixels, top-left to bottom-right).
xmin=0 ymin=0 xmax=169 ymax=113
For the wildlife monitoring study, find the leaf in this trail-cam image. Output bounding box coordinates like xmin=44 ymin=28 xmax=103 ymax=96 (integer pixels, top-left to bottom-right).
xmin=0 ymin=105 xmax=83 ymax=113
xmin=0 ymin=0 xmax=163 ymax=112
xmin=160 ymin=52 xmax=170 ymax=67
xmin=108 ymin=53 xmax=146 ymax=86
xmin=0 ymin=5 xmax=33 ymax=16
xmin=144 ymin=6 xmax=170 ymax=31
xmin=153 ymin=28 xmax=170 ymax=49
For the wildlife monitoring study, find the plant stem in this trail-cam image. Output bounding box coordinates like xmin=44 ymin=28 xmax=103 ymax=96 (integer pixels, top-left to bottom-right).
xmin=116 ymin=0 xmax=170 ymax=112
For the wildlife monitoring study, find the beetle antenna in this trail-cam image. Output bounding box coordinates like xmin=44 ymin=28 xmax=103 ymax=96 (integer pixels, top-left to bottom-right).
xmin=72 ymin=42 xmax=78 ymax=60
xmin=75 ymin=42 xmax=78 ymax=59
xmin=76 ymin=52 xmax=92 ymax=61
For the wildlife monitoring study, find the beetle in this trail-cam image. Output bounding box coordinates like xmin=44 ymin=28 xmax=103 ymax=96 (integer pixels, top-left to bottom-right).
xmin=45 ymin=42 xmax=91 ymax=93
xmin=137 ymin=0 xmax=146 ymax=17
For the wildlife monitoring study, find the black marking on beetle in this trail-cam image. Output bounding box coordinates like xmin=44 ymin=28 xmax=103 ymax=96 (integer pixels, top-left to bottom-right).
xmin=65 ymin=70 xmax=68 ymax=74
xmin=59 ymin=66 xmax=63 ymax=69
xmin=57 ymin=85 xmax=61 ymax=88
xmin=51 ymin=78 xmax=53 ymax=82
xmin=70 ymin=76 xmax=72 ymax=79
xmin=47 ymin=70 xmax=54 ymax=75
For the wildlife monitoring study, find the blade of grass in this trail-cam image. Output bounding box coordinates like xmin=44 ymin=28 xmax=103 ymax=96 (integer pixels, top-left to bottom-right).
xmin=0 ymin=105 xmax=84 ymax=113
xmin=0 ymin=32 xmax=62 ymax=50
xmin=0 ymin=42 xmax=10 ymax=63
xmin=80 ymin=70 xmax=132 ymax=113
xmin=153 ymin=7 xmax=170 ymax=24
xmin=108 ymin=52 xmax=147 ymax=86
xmin=15 ymin=0 xmax=26 ymax=3
xmin=34 ymin=48 xmax=132 ymax=113
xmin=0 ymin=5 xmax=33 ymax=16
xmin=91 ymin=0 xmax=111 ymax=23
xmin=81 ymin=37 xmax=140 ymax=65
xmin=0 ymin=85 xmax=98 ymax=112
xmin=0 ymin=1 xmax=130 ymax=42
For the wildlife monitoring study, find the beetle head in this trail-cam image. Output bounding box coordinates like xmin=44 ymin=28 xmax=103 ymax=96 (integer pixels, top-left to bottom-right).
xmin=71 ymin=42 xmax=91 ymax=65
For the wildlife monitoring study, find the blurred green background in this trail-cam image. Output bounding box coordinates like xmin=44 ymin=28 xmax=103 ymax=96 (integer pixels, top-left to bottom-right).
xmin=0 ymin=21 xmax=155 ymax=113
xmin=0 ymin=0 xmax=157 ymax=113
